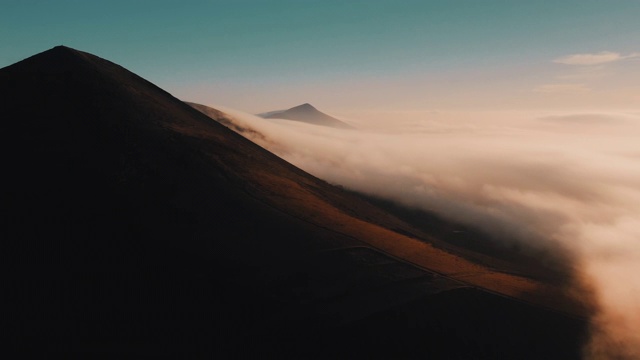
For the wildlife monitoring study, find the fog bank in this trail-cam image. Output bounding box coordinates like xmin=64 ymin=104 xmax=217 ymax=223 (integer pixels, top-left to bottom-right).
xmin=205 ymin=104 xmax=640 ymax=358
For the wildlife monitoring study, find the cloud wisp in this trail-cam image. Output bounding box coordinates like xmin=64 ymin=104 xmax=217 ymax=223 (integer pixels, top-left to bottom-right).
xmin=554 ymin=51 xmax=640 ymax=66
xmin=208 ymin=105 xmax=640 ymax=359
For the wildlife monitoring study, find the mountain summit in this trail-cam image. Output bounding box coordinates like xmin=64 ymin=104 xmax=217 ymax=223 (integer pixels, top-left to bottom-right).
xmin=259 ymin=103 xmax=353 ymax=128
xmin=2 ymin=46 xmax=588 ymax=358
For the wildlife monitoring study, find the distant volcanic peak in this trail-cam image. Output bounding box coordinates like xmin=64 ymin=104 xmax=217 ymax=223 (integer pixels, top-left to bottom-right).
xmin=291 ymin=103 xmax=316 ymax=111
xmin=261 ymin=103 xmax=353 ymax=129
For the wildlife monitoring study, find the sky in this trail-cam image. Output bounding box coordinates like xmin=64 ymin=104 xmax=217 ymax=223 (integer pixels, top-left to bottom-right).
xmin=1 ymin=0 xmax=639 ymax=118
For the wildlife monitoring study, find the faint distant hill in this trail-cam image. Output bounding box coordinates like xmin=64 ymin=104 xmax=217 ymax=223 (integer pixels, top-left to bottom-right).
xmin=258 ymin=103 xmax=354 ymax=128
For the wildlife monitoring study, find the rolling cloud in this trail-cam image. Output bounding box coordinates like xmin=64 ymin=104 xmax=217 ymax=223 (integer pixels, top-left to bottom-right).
xmin=206 ymin=105 xmax=640 ymax=359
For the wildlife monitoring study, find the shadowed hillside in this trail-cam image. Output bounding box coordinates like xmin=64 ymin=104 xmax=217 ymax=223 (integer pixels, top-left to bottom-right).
xmin=2 ymin=46 xmax=590 ymax=358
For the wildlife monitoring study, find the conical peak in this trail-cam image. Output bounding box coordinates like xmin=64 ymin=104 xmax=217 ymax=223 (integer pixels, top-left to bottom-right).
xmin=291 ymin=103 xmax=317 ymax=111
xmin=52 ymin=45 xmax=75 ymax=52
xmin=3 ymin=45 xmax=96 ymax=74
xmin=37 ymin=45 xmax=86 ymax=60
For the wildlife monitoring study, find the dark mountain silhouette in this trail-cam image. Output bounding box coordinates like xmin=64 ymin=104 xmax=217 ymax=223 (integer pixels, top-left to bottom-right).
xmin=258 ymin=103 xmax=354 ymax=128
xmin=1 ymin=46 xmax=590 ymax=358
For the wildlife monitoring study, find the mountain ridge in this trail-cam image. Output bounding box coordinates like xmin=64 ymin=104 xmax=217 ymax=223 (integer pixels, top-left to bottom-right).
xmin=1 ymin=46 xmax=589 ymax=358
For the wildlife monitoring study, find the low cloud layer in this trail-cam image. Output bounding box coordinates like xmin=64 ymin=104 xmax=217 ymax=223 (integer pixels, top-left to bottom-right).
xmin=209 ymin=105 xmax=640 ymax=358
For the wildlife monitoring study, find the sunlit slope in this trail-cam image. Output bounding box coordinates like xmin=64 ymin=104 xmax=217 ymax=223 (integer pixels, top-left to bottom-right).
xmin=190 ymin=101 xmax=592 ymax=317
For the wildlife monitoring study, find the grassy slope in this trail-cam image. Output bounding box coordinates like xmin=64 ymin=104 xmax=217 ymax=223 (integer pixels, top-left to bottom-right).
xmin=1 ymin=46 xmax=590 ymax=358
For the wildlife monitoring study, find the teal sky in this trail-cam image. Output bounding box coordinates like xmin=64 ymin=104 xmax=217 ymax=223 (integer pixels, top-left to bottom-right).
xmin=2 ymin=0 xmax=639 ymax=116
